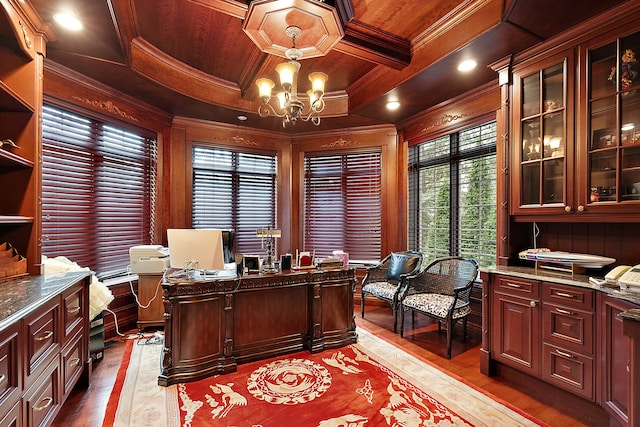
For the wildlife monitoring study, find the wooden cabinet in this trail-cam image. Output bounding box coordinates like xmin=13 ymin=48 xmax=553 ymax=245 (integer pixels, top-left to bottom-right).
xmin=136 ymin=274 xmax=164 ymax=329
xmin=578 ymin=29 xmax=640 ymax=216
xmin=511 ymin=52 xmax=573 ymax=216
xmin=491 ymin=275 xmax=540 ymax=376
xmin=483 ymin=268 xmax=640 ymax=426
xmin=0 ymin=1 xmax=52 ymax=276
xmin=500 ymin=11 xmax=640 ymax=222
xmin=487 ymin=272 xmax=597 ymax=401
xmin=599 ymin=294 xmax=634 ymax=426
xmin=540 ymin=283 xmax=595 ymax=400
xmin=0 ymin=272 xmax=90 ymax=427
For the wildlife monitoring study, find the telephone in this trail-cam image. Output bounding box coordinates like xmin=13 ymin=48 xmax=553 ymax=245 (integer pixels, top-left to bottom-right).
xmin=618 ymin=265 xmax=640 ymax=292
xmin=605 ymin=265 xmax=631 ymax=285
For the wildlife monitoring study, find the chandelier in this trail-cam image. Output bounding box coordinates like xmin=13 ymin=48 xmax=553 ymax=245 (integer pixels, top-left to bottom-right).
xmin=255 ymin=26 xmax=328 ymax=127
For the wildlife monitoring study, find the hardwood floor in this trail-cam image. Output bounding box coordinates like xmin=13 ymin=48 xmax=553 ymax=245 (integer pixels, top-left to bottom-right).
xmin=53 ymin=305 xmax=611 ymax=427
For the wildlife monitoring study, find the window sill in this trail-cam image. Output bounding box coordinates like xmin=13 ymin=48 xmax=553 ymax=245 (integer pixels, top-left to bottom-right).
xmin=103 ymin=274 xmax=138 ymax=287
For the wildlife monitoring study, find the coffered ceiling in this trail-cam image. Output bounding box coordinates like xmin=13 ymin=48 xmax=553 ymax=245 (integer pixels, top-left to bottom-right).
xmin=27 ymin=0 xmax=628 ymax=133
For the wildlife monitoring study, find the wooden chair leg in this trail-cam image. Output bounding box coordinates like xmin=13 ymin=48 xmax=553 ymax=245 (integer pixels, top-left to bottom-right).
xmin=392 ymin=305 xmax=397 ymax=333
xmin=437 ymin=320 xmax=442 ymax=334
xmin=400 ymin=307 xmax=406 ymax=337
xmin=361 ymin=294 xmax=365 ymax=318
xmin=463 ymin=317 xmax=468 ymax=342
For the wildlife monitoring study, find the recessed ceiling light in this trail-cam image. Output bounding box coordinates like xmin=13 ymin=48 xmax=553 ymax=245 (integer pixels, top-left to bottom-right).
xmin=53 ymin=12 xmax=83 ymax=31
xmin=457 ymin=59 xmax=477 ymax=72
xmin=386 ymin=101 xmax=400 ymax=111
xmin=237 ymin=115 xmax=248 ymax=121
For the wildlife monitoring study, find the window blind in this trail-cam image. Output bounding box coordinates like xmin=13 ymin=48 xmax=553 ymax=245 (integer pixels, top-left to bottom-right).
xmin=192 ymin=146 xmax=277 ymax=255
xmin=41 ymin=104 xmax=155 ymax=279
xmin=304 ymin=151 xmax=382 ymax=260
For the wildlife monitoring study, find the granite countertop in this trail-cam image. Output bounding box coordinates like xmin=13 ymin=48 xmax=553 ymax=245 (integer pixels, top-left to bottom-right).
xmin=0 ymin=271 xmax=91 ymax=331
xmin=482 ymin=265 xmax=640 ymax=313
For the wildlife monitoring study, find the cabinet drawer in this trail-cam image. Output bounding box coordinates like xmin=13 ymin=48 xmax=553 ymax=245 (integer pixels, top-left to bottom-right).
xmin=542 ymin=303 xmax=594 ymax=355
xmin=542 ymin=283 xmax=594 ymax=311
xmin=0 ymin=326 xmax=19 ymax=426
xmin=495 ymin=276 xmax=539 ymax=297
xmin=61 ymin=331 xmax=83 ymax=401
xmin=61 ymin=285 xmax=84 ymax=344
xmin=23 ymin=301 xmax=59 ymax=388
xmin=0 ymin=401 xmax=19 ymax=427
xmin=541 ymin=343 xmax=594 ymax=401
xmin=23 ymin=357 xmax=60 ymax=427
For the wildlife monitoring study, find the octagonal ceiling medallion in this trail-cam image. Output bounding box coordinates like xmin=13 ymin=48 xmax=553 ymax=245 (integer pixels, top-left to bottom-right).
xmin=242 ymin=0 xmax=345 ymax=59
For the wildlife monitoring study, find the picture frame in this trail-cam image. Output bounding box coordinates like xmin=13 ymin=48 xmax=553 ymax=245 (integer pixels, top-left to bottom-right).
xmin=592 ymin=128 xmax=615 ymax=150
xmin=242 ymin=255 xmax=261 ymax=273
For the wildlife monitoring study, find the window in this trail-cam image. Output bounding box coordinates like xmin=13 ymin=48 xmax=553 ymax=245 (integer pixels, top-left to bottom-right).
xmin=192 ymin=146 xmax=277 ymax=255
xmin=409 ymin=122 xmax=496 ymax=268
xmin=41 ymin=104 xmax=156 ymax=279
xmin=304 ymin=150 xmax=382 ymax=260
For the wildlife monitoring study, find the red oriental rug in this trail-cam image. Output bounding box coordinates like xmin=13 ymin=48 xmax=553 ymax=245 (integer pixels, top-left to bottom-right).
xmin=104 ymin=328 xmax=549 ymax=426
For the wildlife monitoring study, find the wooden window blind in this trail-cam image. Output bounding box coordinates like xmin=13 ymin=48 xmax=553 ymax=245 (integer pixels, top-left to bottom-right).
xmin=41 ymin=104 xmax=156 ymax=279
xmin=192 ymin=146 xmax=277 ymax=255
xmin=303 ymin=151 xmax=382 ymax=261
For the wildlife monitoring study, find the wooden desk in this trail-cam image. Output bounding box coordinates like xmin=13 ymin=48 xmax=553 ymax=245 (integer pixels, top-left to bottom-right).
xmin=158 ymin=268 xmax=357 ymax=386
xmin=136 ymin=274 xmax=165 ymax=329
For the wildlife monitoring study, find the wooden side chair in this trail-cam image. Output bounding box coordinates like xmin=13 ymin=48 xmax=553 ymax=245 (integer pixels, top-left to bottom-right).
xmin=399 ymin=256 xmax=479 ymax=358
xmin=360 ymin=251 xmax=423 ymax=332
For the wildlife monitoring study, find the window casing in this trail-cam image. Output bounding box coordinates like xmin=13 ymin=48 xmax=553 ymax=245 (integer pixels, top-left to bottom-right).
xmin=409 ymin=122 xmax=497 ymax=268
xmin=304 ymin=150 xmax=382 ymax=261
xmin=192 ymin=146 xmax=277 ymax=255
xmin=41 ymin=104 xmax=156 ymax=279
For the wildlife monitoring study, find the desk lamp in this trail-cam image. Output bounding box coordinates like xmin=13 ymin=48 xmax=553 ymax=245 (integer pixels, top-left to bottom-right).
xmin=256 ymin=227 xmax=281 ymax=274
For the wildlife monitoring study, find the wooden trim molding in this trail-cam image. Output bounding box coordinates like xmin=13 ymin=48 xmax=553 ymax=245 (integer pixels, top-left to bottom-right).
xmin=398 ymin=82 xmax=500 ymax=144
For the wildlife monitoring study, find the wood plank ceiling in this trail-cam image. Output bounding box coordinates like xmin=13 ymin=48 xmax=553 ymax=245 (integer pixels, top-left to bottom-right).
xmin=27 ymin=0 xmax=629 ymax=133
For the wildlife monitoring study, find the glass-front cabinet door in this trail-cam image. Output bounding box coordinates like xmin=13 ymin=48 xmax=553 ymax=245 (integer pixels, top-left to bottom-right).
xmin=587 ymin=31 xmax=640 ymax=213
xmin=512 ymin=54 xmax=571 ymax=216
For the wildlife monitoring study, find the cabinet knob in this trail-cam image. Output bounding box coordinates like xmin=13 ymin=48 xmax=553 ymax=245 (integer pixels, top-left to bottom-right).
xmin=577 ymin=205 xmax=585 ymax=212
xmin=565 ymin=206 xmax=572 ymax=212
xmin=529 ymin=300 xmax=537 ymax=307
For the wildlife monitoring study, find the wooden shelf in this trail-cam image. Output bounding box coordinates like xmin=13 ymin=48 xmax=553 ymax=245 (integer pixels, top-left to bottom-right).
xmin=0 ymin=148 xmax=33 ymax=169
xmin=0 ymin=80 xmax=34 ymax=113
xmin=0 ymin=216 xmax=34 ymax=224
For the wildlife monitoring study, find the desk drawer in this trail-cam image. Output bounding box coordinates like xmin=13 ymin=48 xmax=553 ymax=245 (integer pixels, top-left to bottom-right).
xmin=61 ymin=331 xmax=84 ymax=401
xmin=61 ymin=284 xmax=84 ymax=344
xmin=541 ymin=342 xmax=594 ymax=401
xmin=24 ymin=300 xmax=59 ymax=389
xmin=542 ymin=283 xmax=594 ymax=311
xmin=0 ymin=325 xmax=19 ymax=424
xmin=542 ymin=303 xmax=594 ymax=355
xmin=495 ymin=276 xmax=539 ymax=297
xmin=23 ymin=358 xmax=60 ymax=427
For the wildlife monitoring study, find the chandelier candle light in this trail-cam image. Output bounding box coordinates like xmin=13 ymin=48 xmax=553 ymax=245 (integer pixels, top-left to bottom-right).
xmin=255 ymin=26 xmax=328 ymax=127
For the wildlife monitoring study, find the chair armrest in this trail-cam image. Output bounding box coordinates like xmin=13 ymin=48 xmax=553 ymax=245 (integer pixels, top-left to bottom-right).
xmin=362 ymin=264 xmax=388 ymax=284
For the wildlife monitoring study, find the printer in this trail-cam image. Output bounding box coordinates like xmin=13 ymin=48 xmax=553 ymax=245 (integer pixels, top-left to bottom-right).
xmin=129 ymin=245 xmax=170 ymax=274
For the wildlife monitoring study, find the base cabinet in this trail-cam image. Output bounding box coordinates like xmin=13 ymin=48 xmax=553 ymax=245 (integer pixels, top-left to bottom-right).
xmin=0 ymin=272 xmax=91 ymax=427
xmin=491 ymin=276 xmax=540 ymax=376
xmin=483 ymin=268 xmax=639 ymax=426
xmin=600 ymin=294 xmax=634 ymax=427
xmin=136 ymin=274 xmax=164 ymax=330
